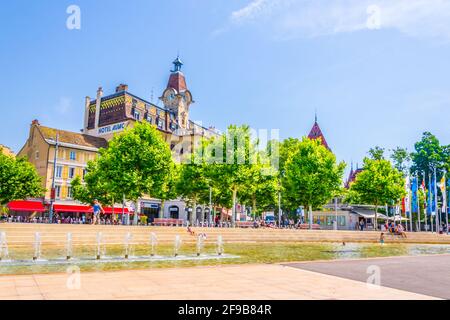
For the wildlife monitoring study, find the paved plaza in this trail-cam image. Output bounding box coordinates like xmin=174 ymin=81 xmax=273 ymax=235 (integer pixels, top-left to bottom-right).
xmin=285 ymin=254 xmax=450 ymax=299
xmin=0 ymin=259 xmax=441 ymax=300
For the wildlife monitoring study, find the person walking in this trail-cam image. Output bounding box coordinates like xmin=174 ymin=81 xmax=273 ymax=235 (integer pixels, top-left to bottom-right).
xmin=92 ymin=199 xmax=104 ymax=225
xmin=359 ymin=219 xmax=365 ymax=231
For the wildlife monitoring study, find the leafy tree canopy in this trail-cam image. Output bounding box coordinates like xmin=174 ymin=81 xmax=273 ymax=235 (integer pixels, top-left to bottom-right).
xmin=350 ymin=157 xmax=406 ymax=229
xmin=282 ymin=137 xmax=346 ymax=211
xmin=0 ymin=152 xmax=44 ymax=205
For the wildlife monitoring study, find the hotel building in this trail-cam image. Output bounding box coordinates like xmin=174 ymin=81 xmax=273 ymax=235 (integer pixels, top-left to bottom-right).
xmin=14 ymin=57 xmax=218 ymax=222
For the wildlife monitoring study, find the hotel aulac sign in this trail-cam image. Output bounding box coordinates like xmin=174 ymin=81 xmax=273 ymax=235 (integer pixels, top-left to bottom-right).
xmin=97 ymin=122 xmax=127 ymax=136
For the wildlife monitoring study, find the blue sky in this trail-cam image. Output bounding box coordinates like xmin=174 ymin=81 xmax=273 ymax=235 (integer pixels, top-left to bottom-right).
xmin=1 ymin=0 xmax=450 ymax=176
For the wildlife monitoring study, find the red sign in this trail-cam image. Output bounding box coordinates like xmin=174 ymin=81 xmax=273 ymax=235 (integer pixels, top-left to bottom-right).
xmin=50 ymin=188 xmax=56 ymax=201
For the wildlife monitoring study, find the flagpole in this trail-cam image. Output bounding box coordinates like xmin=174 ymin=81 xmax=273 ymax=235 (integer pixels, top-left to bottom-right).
xmin=444 ymin=172 xmax=448 ymax=235
xmin=416 ymin=173 xmax=421 ymax=232
xmin=434 ymin=166 xmax=439 ymax=234
xmin=429 ymin=172 xmax=433 ymax=233
xmin=442 ymin=170 xmax=448 ymax=235
xmin=423 ymin=171 xmax=428 ymax=232
xmin=408 ymin=176 xmax=413 ymax=232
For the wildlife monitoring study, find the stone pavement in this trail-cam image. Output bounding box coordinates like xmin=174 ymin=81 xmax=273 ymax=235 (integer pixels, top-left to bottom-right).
xmin=285 ymin=254 xmax=450 ymax=299
xmin=0 ymin=263 xmax=439 ymax=300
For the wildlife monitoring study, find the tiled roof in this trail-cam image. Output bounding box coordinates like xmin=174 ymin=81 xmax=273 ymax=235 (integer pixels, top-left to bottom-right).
xmin=37 ymin=125 xmax=108 ymax=149
xmin=308 ymin=121 xmax=330 ymax=150
xmin=345 ymin=168 xmax=363 ymax=188
xmin=167 ymin=71 xmax=187 ymax=93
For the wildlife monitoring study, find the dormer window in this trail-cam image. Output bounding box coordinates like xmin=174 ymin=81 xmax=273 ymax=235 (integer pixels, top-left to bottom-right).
xmin=157 ymin=118 xmax=164 ymax=129
xmin=170 ymin=122 xmax=177 ymax=131
xmin=132 ymin=109 xmax=140 ymax=121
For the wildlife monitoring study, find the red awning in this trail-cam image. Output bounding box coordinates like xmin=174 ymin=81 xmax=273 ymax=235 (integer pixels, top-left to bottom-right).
xmin=53 ymin=204 xmax=92 ymax=213
xmin=7 ymin=201 xmax=46 ymax=212
xmin=103 ymin=207 xmax=129 ymax=214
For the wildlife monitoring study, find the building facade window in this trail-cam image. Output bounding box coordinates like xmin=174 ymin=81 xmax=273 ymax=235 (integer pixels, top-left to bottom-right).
xmin=157 ymin=118 xmax=164 ymax=129
xmin=55 ymin=185 xmax=61 ymax=199
xmin=67 ymin=187 xmax=73 ymax=199
xmin=55 ymin=166 xmax=63 ymax=178
xmin=69 ymin=151 xmax=76 ymax=161
xmin=146 ymin=114 xmax=152 ymax=123
xmin=133 ymin=109 xmax=140 ymax=121
xmin=82 ymin=168 xmax=87 ymax=180
xmin=35 ymin=150 xmax=39 ymax=160
xmin=68 ymin=167 xmax=75 ymax=179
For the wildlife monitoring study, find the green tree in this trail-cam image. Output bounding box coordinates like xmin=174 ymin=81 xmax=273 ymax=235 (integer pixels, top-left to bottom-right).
xmin=240 ymin=153 xmax=280 ymax=219
xmin=390 ymin=147 xmax=411 ymax=175
xmin=71 ymin=160 xmax=116 ymax=206
xmin=350 ymin=157 xmax=406 ymax=229
xmin=176 ymin=146 xmax=210 ymax=225
xmin=368 ymin=146 xmax=385 ymax=160
xmin=0 ymin=152 xmax=44 ymax=205
xmin=205 ymin=125 xmax=260 ymax=226
xmin=76 ymin=122 xmax=174 ymax=224
xmin=411 ymin=132 xmax=445 ymax=178
xmin=283 ymin=137 xmax=346 ymax=228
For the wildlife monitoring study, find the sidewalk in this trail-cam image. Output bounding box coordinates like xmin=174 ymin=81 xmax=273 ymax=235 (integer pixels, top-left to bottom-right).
xmin=0 ymin=264 xmax=438 ymax=300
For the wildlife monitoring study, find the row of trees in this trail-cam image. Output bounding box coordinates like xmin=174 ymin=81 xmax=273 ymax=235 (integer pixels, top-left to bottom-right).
xmin=4 ymin=121 xmax=445 ymax=227
xmin=71 ymin=122 xmax=346 ymax=225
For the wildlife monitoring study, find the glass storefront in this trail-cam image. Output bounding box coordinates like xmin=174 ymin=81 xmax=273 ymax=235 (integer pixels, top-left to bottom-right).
xmin=141 ymin=202 xmax=160 ymax=223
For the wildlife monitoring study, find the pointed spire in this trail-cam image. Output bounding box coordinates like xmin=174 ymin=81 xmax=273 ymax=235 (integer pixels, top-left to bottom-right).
xmin=171 ymin=55 xmax=183 ymax=72
xmin=307 ymin=113 xmax=330 ymax=151
xmin=167 ymin=56 xmax=188 ymax=93
xmin=315 ymin=109 xmax=318 ymax=123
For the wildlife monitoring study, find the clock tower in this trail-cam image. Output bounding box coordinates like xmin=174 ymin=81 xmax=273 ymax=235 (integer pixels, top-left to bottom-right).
xmin=161 ymin=56 xmax=193 ymax=130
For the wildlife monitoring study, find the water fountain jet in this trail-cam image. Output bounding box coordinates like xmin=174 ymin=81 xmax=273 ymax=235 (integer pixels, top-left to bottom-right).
xmin=33 ymin=232 xmax=42 ymax=261
xmin=96 ymin=232 xmax=103 ymax=260
xmin=216 ymin=235 xmax=224 ymax=256
xmin=124 ymin=232 xmax=133 ymax=259
xmin=174 ymin=235 xmax=182 ymax=257
xmin=196 ymin=234 xmax=206 ymax=257
xmin=150 ymin=233 xmax=158 ymax=257
xmin=66 ymin=233 xmax=73 ymax=260
xmin=0 ymin=232 xmax=9 ymax=262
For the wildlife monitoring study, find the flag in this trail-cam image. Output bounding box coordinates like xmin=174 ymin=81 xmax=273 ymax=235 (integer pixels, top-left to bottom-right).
xmin=428 ymin=174 xmax=433 ymax=216
xmin=412 ymin=177 xmax=418 ymax=213
xmin=404 ymin=176 xmax=411 ymax=217
xmin=440 ymin=174 xmax=447 ymax=215
xmin=430 ymin=173 xmax=437 ymax=216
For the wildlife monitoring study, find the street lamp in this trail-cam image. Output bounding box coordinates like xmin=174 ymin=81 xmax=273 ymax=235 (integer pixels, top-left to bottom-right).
xmin=49 ymin=134 xmax=59 ymax=224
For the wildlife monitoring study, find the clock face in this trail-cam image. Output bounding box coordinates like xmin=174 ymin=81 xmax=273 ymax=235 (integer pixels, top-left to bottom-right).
xmin=164 ymin=90 xmax=176 ymax=107
xmin=180 ymin=91 xmax=192 ymax=104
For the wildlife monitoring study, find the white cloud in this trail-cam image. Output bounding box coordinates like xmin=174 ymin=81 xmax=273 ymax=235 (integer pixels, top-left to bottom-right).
xmin=221 ymin=0 xmax=450 ymax=41
xmin=230 ymin=0 xmax=281 ymax=24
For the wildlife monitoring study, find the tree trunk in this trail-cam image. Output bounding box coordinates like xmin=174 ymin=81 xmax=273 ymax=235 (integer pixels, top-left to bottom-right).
xmin=309 ymin=205 xmax=313 ymax=230
xmin=374 ymin=204 xmax=378 ymax=230
xmin=160 ymin=200 xmax=165 ymax=219
xmin=231 ymin=189 xmax=237 ymax=227
xmin=133 ymin=201 xmax=138 ymax=225
xmin=190 ymin=201 xmax=196 ymax=226
xmin=252 ymin=196 xmax=257 ymax=221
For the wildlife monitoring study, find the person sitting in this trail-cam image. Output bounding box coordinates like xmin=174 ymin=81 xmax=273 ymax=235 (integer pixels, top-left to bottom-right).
xmin=395 ymin=224 xmax=407 ymax=238
xmin=187 ymin=226 xmax=196 ymax=236
xmin=388 ymin=222 xmax=396 ymax=234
